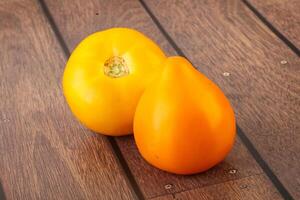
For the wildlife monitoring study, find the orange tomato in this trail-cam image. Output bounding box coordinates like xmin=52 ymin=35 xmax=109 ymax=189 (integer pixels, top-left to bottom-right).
xmin=63 ymin=28 xmax=166 ymax=136
xmin=134 ymin=56 xmax=236 ymax=174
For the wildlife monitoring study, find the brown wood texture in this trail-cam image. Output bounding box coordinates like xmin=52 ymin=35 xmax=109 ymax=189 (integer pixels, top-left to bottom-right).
xmin=0 ymin=0 xmax=135 ymax=199
xmin=248 ymin=0 xmax=300 ymax=50
xmin=144 ymin=0 xmax=300 ymax=198
xmin=152 ymin=175 xmax=282 ymax=200
xmin=118 ymin=137 xmax=265 ymax=198
xmin=44 ymin=0 xmax=283 ymax=199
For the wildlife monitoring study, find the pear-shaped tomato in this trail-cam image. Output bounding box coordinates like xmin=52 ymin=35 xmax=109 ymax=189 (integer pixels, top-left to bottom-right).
xmin=63 ymin=28 xmax=166 ymax=136
xmin=134 ymin=56 xmax=236 ymax=174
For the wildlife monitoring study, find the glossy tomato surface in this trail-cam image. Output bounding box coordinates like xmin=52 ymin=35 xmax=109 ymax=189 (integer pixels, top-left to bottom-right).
xmin=63 ymin=28 xmax=166 ymax=136
xmin=134 ymin=56 xmax=236 ymax=174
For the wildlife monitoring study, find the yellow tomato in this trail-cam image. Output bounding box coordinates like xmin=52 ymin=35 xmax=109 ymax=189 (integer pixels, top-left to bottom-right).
xmin=134 ymin=56 xmax=236 ymax=174
xmin=63 ymin=28 xmax=166 ymax=136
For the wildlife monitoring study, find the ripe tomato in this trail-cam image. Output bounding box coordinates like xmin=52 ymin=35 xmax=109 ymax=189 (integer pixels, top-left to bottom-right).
xmin=63 ymin=28 xmax=166 ymax=136
xmin=134 ymin=56 xmax=236 ymax=174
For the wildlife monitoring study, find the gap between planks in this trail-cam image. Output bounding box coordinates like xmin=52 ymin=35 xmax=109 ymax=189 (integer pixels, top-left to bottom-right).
xmin=0 ymin=181 xmax=6 ymax=200
xmin=241 ymin=0 xmax=300 ymax=57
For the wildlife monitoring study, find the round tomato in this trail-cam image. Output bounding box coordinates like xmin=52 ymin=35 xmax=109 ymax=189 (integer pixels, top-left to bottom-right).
xmin=134 ymin=56 xmax=236 ymax=174
xmin=63 ymin=28 xmax=166 ymax=136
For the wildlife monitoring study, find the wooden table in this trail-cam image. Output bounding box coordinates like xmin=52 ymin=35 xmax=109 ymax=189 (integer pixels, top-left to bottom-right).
xmin=0 ymin=0 xmax=299 ymax=199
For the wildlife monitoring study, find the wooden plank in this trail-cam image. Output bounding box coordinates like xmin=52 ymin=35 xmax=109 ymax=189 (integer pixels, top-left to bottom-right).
xmin=143 ymin=0 xmax=300 ymax=199
xmin=247 ymin=0 xmax=300 ymax=50
xmin=44 ymin=0 xmax=281 ymax=199
xmin=43 ymin=0 xmax=174 ymax=54
xmin=117 ymin=137 xmax=264 ymax=198
xmin=0 ymin=0 xmax=135 ymax=199
xmin=152 ymin=175 xmax=282 ymax=200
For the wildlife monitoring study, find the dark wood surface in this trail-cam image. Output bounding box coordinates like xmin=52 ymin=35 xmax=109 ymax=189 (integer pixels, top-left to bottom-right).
xmin=117 ymin=137 xmax=265 ymax=198
xmin=144 ymin=0 xmax=300 ymax=198
xmin=0 ymin=0 xmax=299 ymax=199
xmin=0 ymin=0 xmax=135 ymax=199
xmin=152 ymin=175 xmax=282 ymax=200
xmin=44 ymin=0 xmax=290 ymax=199
xmin=43 ymin=0 xmax=284 ymax=199
xmin=249 ymin=0 xmax=300 ymax=50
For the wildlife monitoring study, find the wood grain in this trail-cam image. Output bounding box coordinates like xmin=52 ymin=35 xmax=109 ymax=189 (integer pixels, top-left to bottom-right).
xmin=118 ymin=136 xmax=265 ymax=198
xmin=44 ymin=0 xmax=281 ymax=199
xmin=44 ymin=0 xmax=174 ymax=55
xmin=248 ymin=0 xmax=300 ymax=50
xmin=0 ymin=0 xmax=135 ymax=199
xmin=152 ymin=175 xmax=282 ymax=200
xmin=144 ymin=0 xmax=300 ymax=198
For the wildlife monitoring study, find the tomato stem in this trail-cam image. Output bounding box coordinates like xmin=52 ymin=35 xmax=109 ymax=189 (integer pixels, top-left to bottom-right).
xmin=104 ymin=56 xmax=129 ymax=78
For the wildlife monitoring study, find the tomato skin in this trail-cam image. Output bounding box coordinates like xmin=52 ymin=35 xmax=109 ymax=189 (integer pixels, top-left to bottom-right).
xmin=134 ymin=56 xmax=236 ymax=174
xmin=63 ymin=28 xmax=166 ymax=136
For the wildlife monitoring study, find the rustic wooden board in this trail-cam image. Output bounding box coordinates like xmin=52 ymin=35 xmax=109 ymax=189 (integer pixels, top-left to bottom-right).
xmin=118 ymin=136 xmax=268 ymax=199
xmin=152 ymin=175 xmax=282 ymax=200
xmin=247 ymin=0 xmax=300 ymax=51
xmin=0 ymin=0 xmax=135 ymax=199
xmin=43 ymin=0 xmax=174 ymax=55
xmin=144 ymin=0 xmax=300 ymax=198
xmin=43 ymin=0 xmax=283 ymax=199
